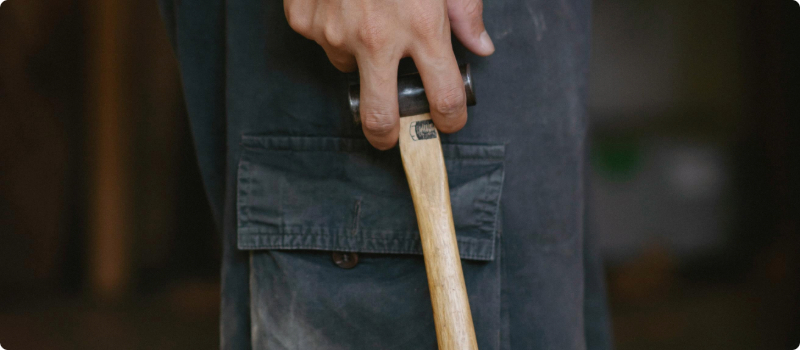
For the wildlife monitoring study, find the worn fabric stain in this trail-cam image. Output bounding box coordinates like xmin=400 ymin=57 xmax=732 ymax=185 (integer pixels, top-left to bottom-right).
xmin=526 ymin=4 xmax=548 ymax=41
xmin=495 ymin=28 xmax=514 ymax=40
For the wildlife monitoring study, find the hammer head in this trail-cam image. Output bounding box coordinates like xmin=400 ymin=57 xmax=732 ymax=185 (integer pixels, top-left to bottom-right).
xmin=348 ymin=64 xmax=476 ymax=124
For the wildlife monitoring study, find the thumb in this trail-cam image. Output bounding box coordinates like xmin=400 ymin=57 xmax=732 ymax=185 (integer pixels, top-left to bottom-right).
xmin=447 ymin=0 xmax=494 ymax=56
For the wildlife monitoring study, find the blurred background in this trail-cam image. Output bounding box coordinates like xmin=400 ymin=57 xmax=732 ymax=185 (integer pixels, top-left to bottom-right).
xmin=0 ymin=0 xmax=797 ymax=349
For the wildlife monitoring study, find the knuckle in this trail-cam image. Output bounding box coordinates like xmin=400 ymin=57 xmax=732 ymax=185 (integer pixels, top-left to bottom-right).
xmin=323 ymin=25 xmax=345 ymax=48
xmin=362 ymin=110 xmax=395 ymax=135
xmin=286 ymin=13 xmax=311 ymax=35
xmin=433 ymin=85 xmax=466 ymax=117
xmin=358 ymin=17 xmax=389 ymax=50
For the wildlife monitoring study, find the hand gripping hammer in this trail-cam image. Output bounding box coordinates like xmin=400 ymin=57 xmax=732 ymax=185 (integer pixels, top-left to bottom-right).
xmin=349 ymin=64 xmax=479 ymax=350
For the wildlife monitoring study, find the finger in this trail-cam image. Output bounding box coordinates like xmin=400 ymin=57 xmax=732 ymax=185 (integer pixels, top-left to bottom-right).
xmin=358 ymin=57 xmax=400 ymax=150
xmin=413 ymin=49 xmax=467 ymax=133
xmin=284 ymin=0 xmax=316 ymax=38
xmin=321 ymin=45 xmax=358 ymax=72
xmin=309 ymin=1 xmax=356 ymax=72
xmin=447 ymin=0 xmax=494 ymax=56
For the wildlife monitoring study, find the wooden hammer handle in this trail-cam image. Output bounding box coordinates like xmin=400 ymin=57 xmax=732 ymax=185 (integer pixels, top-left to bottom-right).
xmin=399 ymin=114 xmax=479 ymax=350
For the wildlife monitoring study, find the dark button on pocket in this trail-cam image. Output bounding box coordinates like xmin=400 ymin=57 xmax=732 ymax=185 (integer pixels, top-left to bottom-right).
xmin=331 ymin=252 xmax=359 ymax=269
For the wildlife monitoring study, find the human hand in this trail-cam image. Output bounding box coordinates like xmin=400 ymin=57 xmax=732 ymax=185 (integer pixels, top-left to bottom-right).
xmin=284 ymin=0 xmax=494 ymax=149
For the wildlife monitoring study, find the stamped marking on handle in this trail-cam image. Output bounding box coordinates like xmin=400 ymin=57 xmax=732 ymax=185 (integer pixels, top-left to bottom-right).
xmin=409 ymin=119 xmax=438 ymax=141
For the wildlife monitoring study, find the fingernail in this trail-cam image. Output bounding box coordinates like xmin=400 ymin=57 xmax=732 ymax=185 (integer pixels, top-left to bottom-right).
xmin=480 ymin=31 xmax=495 ymax=54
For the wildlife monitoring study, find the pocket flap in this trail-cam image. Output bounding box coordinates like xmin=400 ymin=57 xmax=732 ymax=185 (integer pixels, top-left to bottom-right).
xmin=237 ymin=136 xmax=504 ymax=261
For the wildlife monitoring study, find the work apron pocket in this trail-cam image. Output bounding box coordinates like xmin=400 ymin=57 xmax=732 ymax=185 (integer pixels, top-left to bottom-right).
xmin=237 ymin=135 xmax=505 ymax=260
xmin=237 ymin=135 xmax=505 ymax=350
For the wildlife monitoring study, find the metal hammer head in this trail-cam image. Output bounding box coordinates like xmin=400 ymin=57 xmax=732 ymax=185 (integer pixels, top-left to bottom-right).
xmin=348 ymin=64 xmax=476 ymax=124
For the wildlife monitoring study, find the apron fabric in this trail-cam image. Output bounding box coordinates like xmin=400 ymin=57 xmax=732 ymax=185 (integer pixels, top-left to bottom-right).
xmin=158 ymin=0 xmax=613 ymax=348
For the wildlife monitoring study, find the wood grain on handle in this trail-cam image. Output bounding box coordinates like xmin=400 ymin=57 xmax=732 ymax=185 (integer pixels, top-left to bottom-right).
xmin=399 ymin=114 xmax=479 ymax=350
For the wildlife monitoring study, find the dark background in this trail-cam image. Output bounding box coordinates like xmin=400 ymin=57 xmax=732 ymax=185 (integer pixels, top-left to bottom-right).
xmin=0 ymin=0 xmax=798 ymax=349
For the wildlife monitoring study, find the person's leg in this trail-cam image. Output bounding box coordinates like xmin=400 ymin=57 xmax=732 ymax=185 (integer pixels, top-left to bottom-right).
xmin=223 ymin=0 xmax=505 ymax=348
xmin=162 ymin=0 xmax=610 ymax=347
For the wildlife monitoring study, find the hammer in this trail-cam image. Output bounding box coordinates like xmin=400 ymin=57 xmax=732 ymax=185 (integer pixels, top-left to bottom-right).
xmin=349 ymin=64 xmax=479 ymax=350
